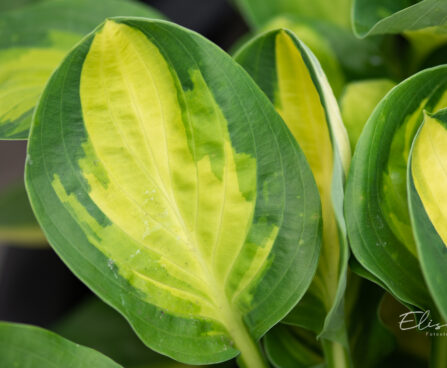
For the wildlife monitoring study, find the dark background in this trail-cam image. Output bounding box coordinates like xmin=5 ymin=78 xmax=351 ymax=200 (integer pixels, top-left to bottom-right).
xmin=0 ymin=0 xmax=248 ymax=328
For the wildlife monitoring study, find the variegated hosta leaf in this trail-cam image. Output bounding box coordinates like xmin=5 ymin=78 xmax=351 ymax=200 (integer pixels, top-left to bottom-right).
xmin=0 ymin=322 xmax=121 ymax=368
xmin=0 ymin=0 xmax=163 ymax=140
xmin=353 ymin=0 xmax=447 ymax=38
xmin=25 ymin=18 xmax=322 ymax=366
xmin=345 ymin=65 xmax=447 ymax=311
xmin=0 ymin=181 xmax=46 ymax=246
xmin=408 ymin=108 xmax=447 ymax=321
xmin=233 ymin=0 xmax=352 ymax=30
xmin=235 ymin=29 xmax=351 ymax=357
xmin=340 ymin=79 xmax=396 ymax=151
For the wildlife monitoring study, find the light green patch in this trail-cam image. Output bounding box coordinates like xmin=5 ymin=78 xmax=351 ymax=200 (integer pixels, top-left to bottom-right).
xmin=340 ymin=79 xmax=396 ymax=151
xmin=0 ymin=47 xmax=68 ymax=135
xmin=47 ymin=30 xmax=82 ymax=49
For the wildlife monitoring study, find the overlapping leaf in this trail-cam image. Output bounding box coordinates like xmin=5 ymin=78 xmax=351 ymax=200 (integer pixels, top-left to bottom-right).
xmin=235 ymin=29 xmax=351 ymax=361
xmin=25 ymin=18 xmax=322 ymax=366
xmin=345 ymin=66 xmax=447 ymax=311
xmin=0 ymin=0 xmax=163 ymax=139
xmin=408 ymin=108 xmax=447 ymax=321
xmin=353 ymin=0 xmax=447 ymax=37
xmin=0 ymin=322 xmax=121 ymax=367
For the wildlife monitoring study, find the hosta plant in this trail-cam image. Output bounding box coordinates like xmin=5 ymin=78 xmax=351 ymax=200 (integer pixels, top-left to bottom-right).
xmin=1 ymin=0 xmax=447 ymax=367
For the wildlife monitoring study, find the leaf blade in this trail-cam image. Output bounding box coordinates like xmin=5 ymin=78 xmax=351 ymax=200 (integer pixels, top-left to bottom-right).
xmin=25 ymin=18 xmax=322 ymax=365
xmin=0 ymin=322 xmax=122 ymax=368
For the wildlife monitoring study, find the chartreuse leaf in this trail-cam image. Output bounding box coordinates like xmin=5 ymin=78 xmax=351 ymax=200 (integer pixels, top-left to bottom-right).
xmin=235 ymin=29 xmax=351 ymax=363
xmin=0 ymin=322 xmax=121 ymax=367
xmin=345 ymin=65 xmax=447 ymax=312
xmin=233 ymin=0 xmax=352 ymax=30
xmin=25 ymin=18 xmax=322 ymax=366
xmin=0 ymin=0 xmax=163 ymax=140
xmin=408 ymin=108 xmax=447 ymax=322
xmin=0 ymin=181 xmax=46 ymax=246
xmin=340 ymin=79 xmax=396 ymax=151
xmin=353 ymin=0 xmax=447 ymax=37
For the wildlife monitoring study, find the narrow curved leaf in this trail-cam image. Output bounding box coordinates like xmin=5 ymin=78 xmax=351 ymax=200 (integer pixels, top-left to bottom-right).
xmin=345 ymin=65 xmax=447 ymax=311
xmin=0 ymin=322 xmax=121 ymax=368
xmin=408 ymin=108 xmax=447 ymax=321
xmin=0 ymin=0 xmax=163 ymax=140
xmin=25 ymin=18 xmax=322 ymax=366
xmin=340 ymin=79 xmax=396 ymax=151
xmin=235 ymin=29 xmax=351 ymax=352
xmin=233 ymin=0 xmax=352 ymax=30
xmin=353 ymin=0 xmax=447 ymax=38
xmin=0 ymin=181 xmax=46 ymax=246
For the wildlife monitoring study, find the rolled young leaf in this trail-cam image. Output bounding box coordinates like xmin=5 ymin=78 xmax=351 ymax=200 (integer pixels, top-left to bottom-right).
xmin=353 ymin=0 xmax=447 ymax=38
xmin=25 ymin=18 xmax=322 ymax=366
xmin=0 ymin=0 xmax=163 ymax=140
xmin=234 ymin=29 xmax=351 ymax=360
xmin=408 ymin=108 xmax=447 ymax=321
xmin=0 ymin=322 xmax=122 ymax=368
xmin=345 ymin=65 xmax=447 ymax=311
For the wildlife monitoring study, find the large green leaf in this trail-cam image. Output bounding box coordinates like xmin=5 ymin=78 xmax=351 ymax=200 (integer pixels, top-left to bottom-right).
xmin=353 ymin=0 xmax=447 ymax=37
xmin=234 ymin=29 xmax=351 ymax=362
xmin=233 ymin=0 xmax=352 ymax=30
xmin=0 ymin=180 xmax=46 ymax=246
xmin=408 ymin=108 xmax=447 ymax=322
xmin=25 ymin=18 xmax=322 ymax=366
xmin=0 ymin=322 xmax=121 ymax=367
xmin=0 ymin=0 xmax=163 ymax=140
xmin=345 ymin=66 xmax=447 ymax=311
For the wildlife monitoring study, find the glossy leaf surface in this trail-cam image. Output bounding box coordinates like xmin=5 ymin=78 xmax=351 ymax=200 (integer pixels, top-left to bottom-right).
xmin=345 ymin=66 xmax=447 ymax=310
xmin=0 ymin=322 xmax=121 ymax=368
xmin=235 ymin=29 xmax=350 ymax=352
xmin=0 ymin=0 xmax=163 ymax=139
xmin=26 ymin=18 xmax=321 ymax=366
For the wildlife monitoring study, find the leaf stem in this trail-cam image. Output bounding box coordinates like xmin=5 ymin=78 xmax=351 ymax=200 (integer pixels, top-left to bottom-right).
xmin=223 ymin=305 xmax=268 ymax=368
xmin=322 ymin=339 xmax=351 ymax=368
